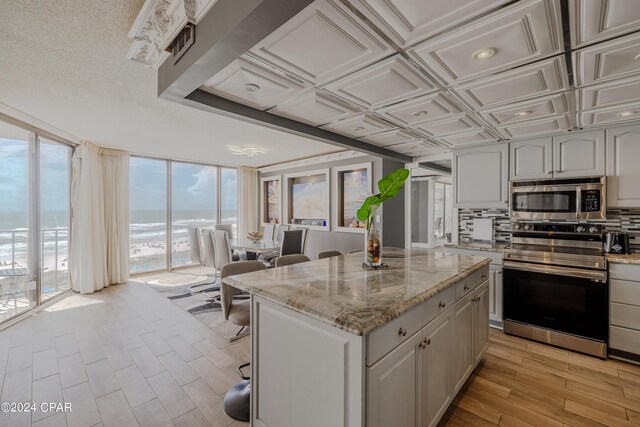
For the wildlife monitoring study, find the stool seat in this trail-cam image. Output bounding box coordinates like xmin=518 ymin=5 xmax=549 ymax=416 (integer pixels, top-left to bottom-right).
xmin=224 ymin=380 xmax=250 ymax=421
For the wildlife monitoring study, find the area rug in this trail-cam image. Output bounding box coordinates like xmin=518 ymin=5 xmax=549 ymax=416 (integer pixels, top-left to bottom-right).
xmin=135 ymin=269 xmax=248 ymax=340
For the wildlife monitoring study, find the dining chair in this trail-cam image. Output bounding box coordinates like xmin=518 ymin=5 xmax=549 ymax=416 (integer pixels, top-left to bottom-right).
xmin=187 ymin=226 xmax=201 ymax=264
xmin=275 ymin=254 xmax=310 ymax=267
xmin=317 ymin=250 xmax=341 ymax=259
xmin=221 ymin=261 xmax=267 ymax=421
xmin=260 ymin=224 xmax=290 ymax=263
xmin=215 ymin=224 xmax=240 ymax=261
xmin=263 ymin=223 xmax=275 ymax=241
xmin=268 ymin=229 xmax=305 ymax=267
xmin=198 ymin=227 xmax=216 ymax=268
xmin=275 ymin=224 xmax=290 ymax=242
xmin=213 ymin=229 xmax=234 ymax=273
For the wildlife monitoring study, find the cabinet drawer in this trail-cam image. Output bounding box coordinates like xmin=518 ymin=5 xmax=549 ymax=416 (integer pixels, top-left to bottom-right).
xmin=611 ymin=279 xmax=640 ymax=306
xmin=610 ymin=325 xmax=640 ymax=355
xmin=367 ymin=286 xmax=453 ymax=366
xmin=455 ymin=268 xmax=487 ymax=300
xmin=611 ymin=303 xmax=640 ymax=330
xmin=610 ymin=263 xmax=640 ymax=281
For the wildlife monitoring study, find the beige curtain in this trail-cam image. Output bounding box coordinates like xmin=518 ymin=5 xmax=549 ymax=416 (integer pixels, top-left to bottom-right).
xmin=237 ymin=166 xmax=258 ymax=238
xmin=70 ymin=142 xmax=129 ymax=293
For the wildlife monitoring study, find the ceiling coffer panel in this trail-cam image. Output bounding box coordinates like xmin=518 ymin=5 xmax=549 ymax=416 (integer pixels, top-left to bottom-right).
xmin=412 ymin=114 xmax=483 ymax=137
xmin=322 ymin=55 xmax=437 ymax=109
xmin=580 ymin=103 xmax=640 ymax=127
xmin=450 ymin=57 xmax=569 ymax=109
xmin=495 ymin=115 xmax=571 ymax=139
xmin=319 ymin=113 xmax=395 ymax=138
xmin=269 ymin=90 xmax=359 ymax=126
xmin=349 ymin=0 xmax=510 ymax=48
xmin=436 ymin=129 xmax=499 ymax=146
xmin=389 ymin=140 xmax=447 ymax=156
xmin=573 ymin=32 xmax=640 ymax=87
xmin=248 ymin=0 xmax=392 ymax=86
xmin=201 ymin=58 xmax=305 ymax=110
xmin=407 ymin=0 xmax=563 ymax=86
xmin=358 ymin=128 xmax=422 ymax=147
xmin=377 ymin=92 xmax=463 ymax=127
xmin=570 ymin=0 xmax=640 ymax=48
xmin=479 ymin=93 xmax=570 ymax=126
xmin=577 ymin=75 xmax=640 ymax=111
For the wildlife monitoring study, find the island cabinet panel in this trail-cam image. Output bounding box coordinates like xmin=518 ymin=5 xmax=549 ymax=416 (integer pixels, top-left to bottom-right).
xmin=367 ymin=333 xmax=422 ymax=427
xmin=252 ymin=299 xmax=365 ymax=427
xmin=609 ymin=263 xmax=640 ymax=360
xmin=473 ymin=284 xmax=490 ymax=364
xmin=452 ymin=296 xmax=474 ymax=392
xmin=419 ymin=315 xmax=453 ymax=427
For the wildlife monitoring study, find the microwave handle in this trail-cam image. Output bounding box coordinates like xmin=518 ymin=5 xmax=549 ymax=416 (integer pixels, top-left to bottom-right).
xmin=576 ymin=187 xmax=582 ymax=219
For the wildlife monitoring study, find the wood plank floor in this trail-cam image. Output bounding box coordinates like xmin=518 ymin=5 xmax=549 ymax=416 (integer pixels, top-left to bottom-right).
xmin=439 ymin=329 xmax=640 ymax=426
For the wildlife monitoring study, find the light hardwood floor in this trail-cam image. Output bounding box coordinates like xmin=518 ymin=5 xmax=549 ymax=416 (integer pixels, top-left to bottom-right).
xmin=439 ymin=329 xmax=640 ymax=426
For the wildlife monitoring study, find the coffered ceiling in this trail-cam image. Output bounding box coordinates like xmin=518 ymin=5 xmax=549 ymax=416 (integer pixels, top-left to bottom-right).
xmin=194 ymin=0 xmax=640 ymax=159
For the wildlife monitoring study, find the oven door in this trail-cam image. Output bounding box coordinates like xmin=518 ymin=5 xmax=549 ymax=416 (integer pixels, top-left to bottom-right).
xmin=503 ymin=261 xmax=608 ymax=343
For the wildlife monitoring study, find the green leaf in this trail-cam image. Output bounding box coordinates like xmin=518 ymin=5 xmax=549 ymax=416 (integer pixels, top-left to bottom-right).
xmin=376 ymin=168 xmax=409 ymax=202
xmin=356 ymin=168 xmax=409 ymax=221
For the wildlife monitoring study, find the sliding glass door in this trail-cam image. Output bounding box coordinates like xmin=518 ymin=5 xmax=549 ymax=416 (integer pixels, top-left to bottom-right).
xmin=0 ymin=119 xmax=73 ymax=324
xmin=40 ymin=139 xmax=71 ymax=300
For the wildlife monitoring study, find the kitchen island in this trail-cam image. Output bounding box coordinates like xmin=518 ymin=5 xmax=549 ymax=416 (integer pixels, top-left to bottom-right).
xmin=223 ymin=247 xmax=491 ymax=427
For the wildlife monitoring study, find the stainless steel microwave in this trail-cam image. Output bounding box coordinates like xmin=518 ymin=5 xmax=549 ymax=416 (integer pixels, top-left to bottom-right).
xmin=510 ymin=177 xmax=606 ymax=221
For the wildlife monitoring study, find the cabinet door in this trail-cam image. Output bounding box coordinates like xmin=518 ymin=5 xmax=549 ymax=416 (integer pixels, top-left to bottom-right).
xmin=552 ymin=130 xmax=605 ymax=178
xmin=606 ymin=125 xmax=640 ymax=207
xmin=509 ymin=138 xmax=553 ymax=180
xmin=453 ymin=143 xmax=509 ymax=209
xmin=367 ymin=332 xmax=421 ymax=427
xmin=473 ymin=283 xmax=490 ymax=364
xmin=451 ymin=296 xmax=474 ymax=392
xmin=488 ymin=267 xmax=503 ymax=325
xmin=419 ymin=314 xmax=452 ymax=427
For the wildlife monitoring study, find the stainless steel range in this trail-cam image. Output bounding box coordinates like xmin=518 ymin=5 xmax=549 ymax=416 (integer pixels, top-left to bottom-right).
xmin=503 ymin=222 xmax=608 ymax=358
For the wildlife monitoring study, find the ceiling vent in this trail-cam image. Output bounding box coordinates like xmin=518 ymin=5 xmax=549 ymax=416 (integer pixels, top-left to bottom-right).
xmin=170 ymin=23 xmax=195 ymax=65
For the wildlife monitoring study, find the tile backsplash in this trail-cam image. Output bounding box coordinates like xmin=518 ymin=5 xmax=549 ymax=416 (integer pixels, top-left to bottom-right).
xmin=458 ymin=208 xmax=640 ymax=251
xmin=458 ymin=209 xmax=511 ymax=242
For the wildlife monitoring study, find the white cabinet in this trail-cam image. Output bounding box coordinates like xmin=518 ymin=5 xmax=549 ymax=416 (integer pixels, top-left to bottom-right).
xmin=367 ymin=333 xmax=421 ymax=427
xmin=366 ymin=273 xmax=489 ymax=427
xmin=509 ymin=130 xmax=605 ymax=180
xmin=453 ymin=143 xmax=509 ymax=208
xmin=419 ymin=314 xmax=453 ymax=427
xmin=510 ymin=138 xmax=553 ymax=180
xmin=488 ymin=265 xmax=503 ymax=325
xmin=606 ymin=125 xmax=640 ymax=207
xmin=553 ymin=130 xmax=605 ymax=178
xmin=609 ymin=263 xmax=640 ymax=362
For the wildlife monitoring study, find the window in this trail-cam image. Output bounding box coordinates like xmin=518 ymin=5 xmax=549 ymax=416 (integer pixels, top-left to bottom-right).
xmin=434 ymin=182 xmax=452 ymax=242
xmin=129 ymin=157 xmax=235 ymax=273
xmin=129 ymin=157 xmax=167 ymax=273
xmin=0 ymin=119 xmax=73 ymax=324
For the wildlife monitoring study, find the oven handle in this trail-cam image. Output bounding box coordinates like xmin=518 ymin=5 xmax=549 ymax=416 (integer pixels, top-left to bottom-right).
xmin=503 ymin=261 xmax=607 ymax=282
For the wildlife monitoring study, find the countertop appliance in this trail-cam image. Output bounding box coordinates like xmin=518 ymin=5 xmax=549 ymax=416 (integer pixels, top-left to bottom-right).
xmin=503 ymin=222 xmax=608 ymax=358
xmin=510 ymin=177 xmax=606 ymax=221
xmin=604 ymin=232 xmax=630 ymax=254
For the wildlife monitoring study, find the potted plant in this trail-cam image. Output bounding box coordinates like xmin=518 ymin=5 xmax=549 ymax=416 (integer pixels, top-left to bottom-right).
xmin=357 ymin=168 xmax=409 ymax=267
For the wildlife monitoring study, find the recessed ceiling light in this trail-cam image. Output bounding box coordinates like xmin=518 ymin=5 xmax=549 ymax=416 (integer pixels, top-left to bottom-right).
xmin=617 ymin=111 xmax=636 ymax=117
xmin=473 ymin=47 xmax=497 ymax=60
xmin=514 ymin=111 xmax=533 ymax=117
xmin=244 ymin=83 xmax=260 ymax=92
xmin=354 ymin=126 xmax=365 ymax=131
xmin=229 ymin=146 xmax=266 ymax=156
xmin=412 ymin=110 xmax=428 ymax=117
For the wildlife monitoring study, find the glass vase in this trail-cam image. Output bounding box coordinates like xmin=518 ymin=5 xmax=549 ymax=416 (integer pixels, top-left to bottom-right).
xmin=365 ymin=214 xmax=382 ymax=267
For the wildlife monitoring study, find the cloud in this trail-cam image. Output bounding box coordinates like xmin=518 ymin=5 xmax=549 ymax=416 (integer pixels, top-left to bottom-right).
xmin=187 ymin=168 xmax=216 ymax=195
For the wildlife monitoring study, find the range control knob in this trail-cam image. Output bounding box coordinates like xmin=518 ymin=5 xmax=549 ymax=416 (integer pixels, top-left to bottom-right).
xmin=589 ymin=226 xmax=598 ymax=233
xmin=524 ymin=224 xmax=532 ymax=231
xmin=576 ymin=226 xmax=586 ymax=232
xmin=514 ymin=223 xmax=522 ymax=230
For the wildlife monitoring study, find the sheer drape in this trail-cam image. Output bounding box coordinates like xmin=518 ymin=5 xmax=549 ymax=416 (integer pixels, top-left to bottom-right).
xmin=237 ymin=166 xmax=258 ymax=238
xmin=70 ymin=141 xmax=129 ymax=293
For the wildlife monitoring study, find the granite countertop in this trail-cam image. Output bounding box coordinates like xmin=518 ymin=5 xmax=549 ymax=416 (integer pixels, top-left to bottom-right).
xmin=606 ymin=253 xmax=640 ymax=265
xmin=445 ymin=240 xmax=509 ymax=253
xmin=223 ymin=247 xmax=491 ymax=336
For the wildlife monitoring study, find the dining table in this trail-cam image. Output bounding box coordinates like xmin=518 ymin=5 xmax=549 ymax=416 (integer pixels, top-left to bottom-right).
xmin=229 ymin=238 xmax=280 ymax=260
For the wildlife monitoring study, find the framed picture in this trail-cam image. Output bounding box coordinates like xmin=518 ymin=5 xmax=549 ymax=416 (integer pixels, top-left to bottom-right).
xmin=332 ymin=162 xmax=372 ymax=233
xmin=260 ymin=176 xmax=281 ymax=225
xmin=283 ymin=169 xmax=330 ymax=231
